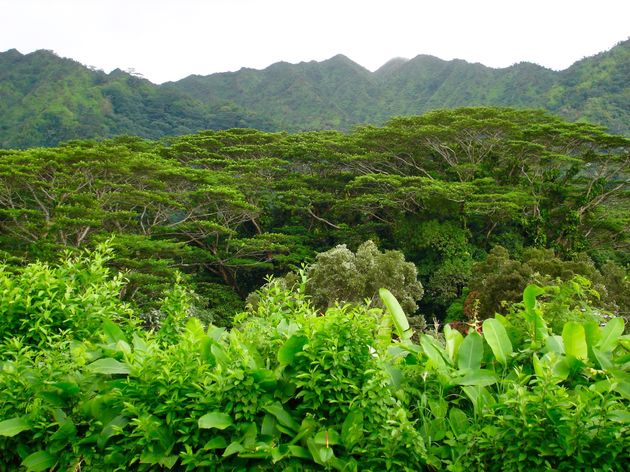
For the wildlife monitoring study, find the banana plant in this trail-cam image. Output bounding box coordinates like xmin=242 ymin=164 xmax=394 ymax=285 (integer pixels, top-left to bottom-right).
xmin=522 ymin=284 xmax=549 ymax=348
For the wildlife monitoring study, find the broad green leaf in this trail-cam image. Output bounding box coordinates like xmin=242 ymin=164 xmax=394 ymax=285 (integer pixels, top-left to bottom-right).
xmin=609 ymin=410 xmax=630 ymax=423
xmin=264 ymin=403 xmax=299 ymax=433
xmin=376 ymin=309 xmax=393 ymax=347
xmin=278 ymin=335 xmax=308 ymax=366
xmin=22 ymin=451 xmax=56 ymax=472
xmin=261 ymin=413 xmax=277 ymax=437
xmin=482 ymin=318 xmax=512 ymax=366
xmin=314 ymin=429 xmax=340 ymax=446
xmin=444 ymin=324 xmax=463 ymax=364
xmin=88 ymin=358 xmax=131 ymax=375
xmin=448 ymin=408 xmax=469 ymax=437
xmin=552 ymin=358 xmax=570 ymax=380
xmin=535 ymin=352 xmax=570 ymax=382
xmin=461 ymin=385 xmax=495 ymax=416
xmin=429 ymin=418 xmax=447 ymax=441
xmin=251 ymin=369 xmax=277 ymax=391
xmin=457 ymin=369 xmax=497 ymax=386
xmin=207 ymin=326 xmax=226 ymax=343
xmin=341 ymin=410 xmax=364 ymax=449
xmin=592 ymin=348 xmax=613 ymax=371
xmin=429 ymin=397 xmax=448 ymax=419
xmin=288 ymin=445 xmax=310 ymax=459
xmin=597 ymin=318 xmax=625 ymax=352
xmin=271 ymin=446 xmax=287 ymax=463
xmin=523 ymin=284 xmax=545 ymax=314
xmin=530 ymin=312 xmax=549 ymax=345
xmin=211 ymin=344 xmax=230 ymax=366
xmin=184 ymin=317 xmax=206 ymax=339
xmin=384 ymin=363 xmax=403 ymax=389
xmin=614 ymin=378 xmax=630 ymax=401
xmin=318 ymin=446 xmax=334 ymax=463
xmin=545 ymin=335 xmax=565 ymax=354
xmin=198 ymin=412 xmax=233 ymax=430
xmin=0 ymin=417 xmax=30 ymax=437
xmin=533 ymin=353 xmax=544 ymax=378
xmin=583 ymin=320 xmax=601 ymax=353
xmin=307 ymin=438 xmax=334 ymax=465
xmin=115 ymin=340 xmax=131 ymax=357
xmin=223 ymin=442 xmax=244 ymax=457
xmin=420 ymin=335 xmax=447 ymax=369
xmin=159 ymin=455 xmax=178 ymax=469
xmin=102 ymin=319 xmax=128 ymax=344
xmin=458 ymin=331 xmax=483 ymax=371
xmin=98 ymin=415 xmax=128 ymax=448
xmin=562 ymin=322 xmax=588 ymax=360
xmin=204 ymin=437 xmax=228 ymax=450
xmin=522 ymin=284 xmax=548 ymax=344
xmin=242 ymin=422 xmax=257 ymax=448
xmin=379 ymin=288 xmax=410 ymax=340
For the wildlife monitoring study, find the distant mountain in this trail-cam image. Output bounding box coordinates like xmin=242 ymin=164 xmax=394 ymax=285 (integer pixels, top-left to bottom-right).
xmin=171 ymin=54 xmax=380 ymax=131
xmin=0 ymin=40 xmax=628 ymax=148
xmin=171 ymin=39 xmax=629 ymax=135
xmin=0 ymin=49 xmax=273 ymax=148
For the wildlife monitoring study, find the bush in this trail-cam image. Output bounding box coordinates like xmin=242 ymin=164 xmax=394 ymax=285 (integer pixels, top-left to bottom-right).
xmin=1 ymin=249 xmax=628 ymax=471
xmin=0 ymin=243 xmax=134 ymax=347
xmin=305 ymin=240 xmax=424 ymax=317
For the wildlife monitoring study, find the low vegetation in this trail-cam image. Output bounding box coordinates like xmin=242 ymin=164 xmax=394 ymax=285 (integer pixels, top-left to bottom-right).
xmin=0 ymin=249 xmax=628 ymax=470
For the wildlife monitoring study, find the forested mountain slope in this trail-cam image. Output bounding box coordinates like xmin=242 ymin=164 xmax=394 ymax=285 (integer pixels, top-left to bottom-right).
xmin=0 ymin=40 xmax=628 ymax=148
xmin=0 ymin=49 xmax=272 ymax=148
xmin=173 ymin=39 xmax=630 ymax=134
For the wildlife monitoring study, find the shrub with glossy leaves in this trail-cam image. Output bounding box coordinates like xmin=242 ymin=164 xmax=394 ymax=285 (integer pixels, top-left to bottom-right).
xmin=0 ymin=243 xmax=133 ymax=347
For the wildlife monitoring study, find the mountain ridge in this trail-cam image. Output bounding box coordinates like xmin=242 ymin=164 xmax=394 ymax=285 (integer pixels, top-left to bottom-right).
xmin=0 ymin=39 xmax=628 ymax=148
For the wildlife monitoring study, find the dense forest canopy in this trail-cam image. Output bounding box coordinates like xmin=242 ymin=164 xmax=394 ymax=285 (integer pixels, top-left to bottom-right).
xmin=0 ymin=38 xmax=629 ymax=149
xmin=0 ymin=107 xmax=628 ymax=327
xmin=1 ymin=103 xmax=630 ymax=470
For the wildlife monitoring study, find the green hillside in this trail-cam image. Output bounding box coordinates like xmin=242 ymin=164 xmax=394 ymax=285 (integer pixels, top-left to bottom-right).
xmin=0 ymin=39 xmax=628 ymax=148
xmin=173 ymin=39 xmax=630 ymax=135
xmin=0 ymin=49 xmax=272 ymax=148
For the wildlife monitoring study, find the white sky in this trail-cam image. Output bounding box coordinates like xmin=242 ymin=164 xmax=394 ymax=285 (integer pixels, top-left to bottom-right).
xmin=1 ymin=0 xmax=628 ymax=84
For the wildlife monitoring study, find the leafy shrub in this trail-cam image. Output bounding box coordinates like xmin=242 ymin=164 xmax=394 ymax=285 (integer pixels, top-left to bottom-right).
xmin=305 ymin=240 xmax=424 ymax=317
xmin=464 ymin=245 xmax=616 ymax=321
xmin=0 ymin=243 xmax=133 ymax=347
xmin=1 ymin=249 xmax=628 ymax=471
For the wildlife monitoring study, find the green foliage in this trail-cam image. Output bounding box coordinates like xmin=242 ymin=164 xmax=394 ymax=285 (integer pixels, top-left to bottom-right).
xmin=465 ymin=245 xmax=617 ymax=322
xmin=0 ymin=249 xmax=430 ymax=471
xmin=2 ymin=41 xmax=629 ymax=152
xmin=601 ymin=260 xmax=630 ymax=326
xmin=0 ymin=49 xmax=272 ymax=148
xmin=0 ymin=243 xmax=133 ymax=347
xmin=305 ymin=240 xmax=424 ymax=317
xmin=1 ymin=106 xmax=629 ymax=325
xmin=1 ymin=251 xmax=629 ymax=470
xmin=174 ymin=41 xmax=630 ymax=136
xmin=402 ymin=284 xmax=630 ymax=470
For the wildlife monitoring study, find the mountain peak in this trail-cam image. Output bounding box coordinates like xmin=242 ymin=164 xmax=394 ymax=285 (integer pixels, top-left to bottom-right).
xmin=319 ymin=54 xmax=370 ymax=75
xmin=326 ymin=53 xmax=353 ymax=63
xmin=375 ymin=57 xmax=409 ymax=76
xmin=1 ymin=48 xmax=23 ymax=57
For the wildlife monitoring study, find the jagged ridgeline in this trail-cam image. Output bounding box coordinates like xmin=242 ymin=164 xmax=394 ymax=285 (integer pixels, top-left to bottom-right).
xmin=0 ymin=107 xmax=628 ymax=324
xmin=1 ymin=39 xmax=629 ymax=148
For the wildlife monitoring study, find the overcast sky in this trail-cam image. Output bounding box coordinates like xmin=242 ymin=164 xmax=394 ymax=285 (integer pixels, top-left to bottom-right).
xmin=1 ymin=0 xmax=628 ymax=84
